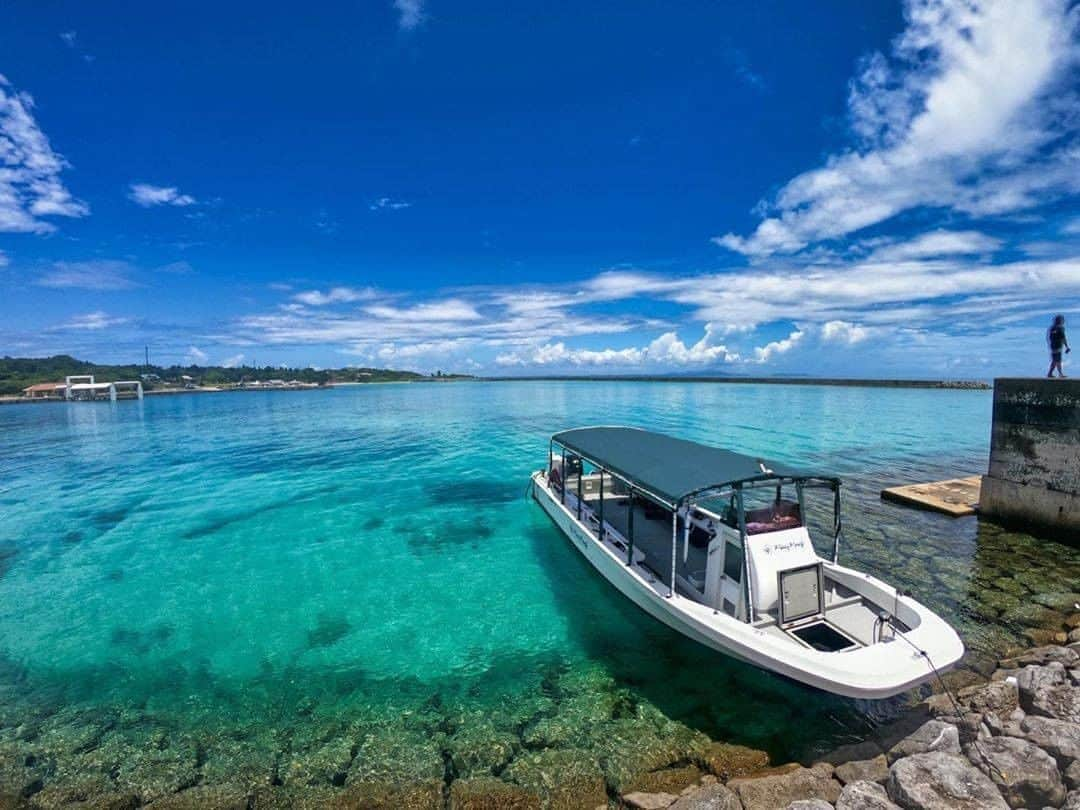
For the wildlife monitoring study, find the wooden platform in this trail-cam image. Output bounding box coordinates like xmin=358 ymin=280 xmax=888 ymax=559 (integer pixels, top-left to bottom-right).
xmin=880 ymin=475 xmax=982 ymax=517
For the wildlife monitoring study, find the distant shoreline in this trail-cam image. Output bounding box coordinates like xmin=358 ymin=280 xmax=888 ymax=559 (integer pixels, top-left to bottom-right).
xmin=479 ymin=375 xmax=991 ymax=390
xmin=0 ymin=375 xmax=992 ymax=405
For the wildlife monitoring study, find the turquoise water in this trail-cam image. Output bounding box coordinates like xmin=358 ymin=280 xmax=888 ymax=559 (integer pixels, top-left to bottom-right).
xmin=1 ymin=382 xmax=1078 ymax=803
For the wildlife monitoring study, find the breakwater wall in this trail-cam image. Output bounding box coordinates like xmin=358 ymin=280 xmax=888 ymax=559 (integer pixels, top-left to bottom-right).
xmin=981 ymin=378 xmax=1080 ymax=537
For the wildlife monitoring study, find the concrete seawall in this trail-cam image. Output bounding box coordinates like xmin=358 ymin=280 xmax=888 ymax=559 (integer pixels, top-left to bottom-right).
xmin=981 ymin=378 xmax=1080 ymax=537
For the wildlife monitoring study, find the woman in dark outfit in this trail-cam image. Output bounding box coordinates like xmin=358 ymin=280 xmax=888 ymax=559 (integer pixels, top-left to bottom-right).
xmin=1047 ymin=315 xmax=1070 ymax=378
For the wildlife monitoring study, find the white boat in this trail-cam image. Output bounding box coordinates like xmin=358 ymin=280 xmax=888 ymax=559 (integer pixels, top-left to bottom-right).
xmin=531 ymin=426 xmax=964 ymax=699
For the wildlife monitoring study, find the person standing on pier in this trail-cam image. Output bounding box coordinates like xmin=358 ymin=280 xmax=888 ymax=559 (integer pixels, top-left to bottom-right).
xmin=1047 ymin=315 xmax=1070 ymax=378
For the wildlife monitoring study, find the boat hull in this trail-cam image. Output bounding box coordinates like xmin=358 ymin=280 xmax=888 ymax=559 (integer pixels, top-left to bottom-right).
xmin=531 ymin=471 xmax=964 ymax=699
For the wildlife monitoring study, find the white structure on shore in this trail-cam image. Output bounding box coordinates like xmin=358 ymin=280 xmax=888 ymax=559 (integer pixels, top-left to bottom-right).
xmin=64 ymin=375 xmax=143 ymax=402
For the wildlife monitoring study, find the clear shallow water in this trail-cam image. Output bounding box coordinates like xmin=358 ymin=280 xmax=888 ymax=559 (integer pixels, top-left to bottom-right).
xmin=1 ymin=381 xmax=1078 ymax=802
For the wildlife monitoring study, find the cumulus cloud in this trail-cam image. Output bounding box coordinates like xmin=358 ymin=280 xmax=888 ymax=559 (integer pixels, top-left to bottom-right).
xmin=821 ymin=320 xmax=870 ymax=346
xmin=753 ymin=330 xmax=804 ymax=363
xmin=716 ymin=0 xmax=1079 ymax=257
xmin=36 ymin=260 xmax=136 ymax=290
xmin=185 ymin=346 xmax=209 ymax=365
xmin=392 ymin=0 xmax=425 ymax=31
xmin=495 ymin=324 xmax=739 ymax=368
xmin=0 ymin=75 xmax=89 ymax=233
xmin=221 ymin=353 xmax=245 ymax=368
xmin=128 ymin=183 xmax=196 ymax=208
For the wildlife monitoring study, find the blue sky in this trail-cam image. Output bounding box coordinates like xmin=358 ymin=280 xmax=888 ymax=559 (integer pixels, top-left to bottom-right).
xmin=1 ymin=0 xmax=1077 ymax=376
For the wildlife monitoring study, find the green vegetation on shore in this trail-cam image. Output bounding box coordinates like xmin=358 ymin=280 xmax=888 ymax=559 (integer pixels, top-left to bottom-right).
xmin=0 ymin=355 xmax=471 ymax=396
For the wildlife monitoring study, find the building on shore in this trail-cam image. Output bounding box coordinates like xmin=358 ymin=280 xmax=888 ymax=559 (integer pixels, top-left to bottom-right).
xmin=21 ymin=382 xmax=68 ymax=399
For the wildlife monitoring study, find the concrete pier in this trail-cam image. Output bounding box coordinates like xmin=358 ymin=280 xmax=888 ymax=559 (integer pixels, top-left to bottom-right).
xmin=980 ymin=377 xmax=1080 ymax=537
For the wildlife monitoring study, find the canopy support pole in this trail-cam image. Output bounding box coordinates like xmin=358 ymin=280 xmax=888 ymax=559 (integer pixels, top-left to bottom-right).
xmin=736 ymin=486 xmax=755 ymax=623
xmin=598 ymin=469 xmax=605 ymax=542
xmin=669 ymin=507 xmax=678 ymax=598
xmin=576 ymin=463 xmax=583 ymax=521
xmin=560 ymin=450 xmax=566 ymax=506
xmin=626 ymin=489 xmax=635 ymax=565
xmin=832 ymin=483 xmax=842 ymax=564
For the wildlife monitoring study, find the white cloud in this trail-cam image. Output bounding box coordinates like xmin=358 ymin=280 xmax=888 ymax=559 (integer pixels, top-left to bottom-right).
xmin=0 ymin=75 xmax=89 ymax=232
xmin=221 ymin=353 xmax=245 ymax=368
xmin=61 ymin=311 xmax=129 ymax=330
xmin=36 ymin=260 xmax=136 ymax=290
xmin=392 ymin=0 xmax=425 ymax=31
xmin=364 ymin=298 xmax=482 ymax=321
xmin=495 ymin=324 xmax=738 ymax=368
xmin=128 ymin=183 xmax=196 ymax=208
xmin=59 ymin=31 xmax=77 ymax=47
xmin=716 ymin=0 xmax=1079 ymax=257
xmin=753 ymin=330 xmax=804 ymax=363
xmin=866 ymin=229 xmax=1001 ymax=262
xmin=369 ymin=196 xmax=412 ymax=210
xmin=185 ymin=346 xmax=209 ymax=365
xmin=293 ymin=286 xmax=377 ymax=306
xmin=821 ymin=320 xmax=870 ymax=346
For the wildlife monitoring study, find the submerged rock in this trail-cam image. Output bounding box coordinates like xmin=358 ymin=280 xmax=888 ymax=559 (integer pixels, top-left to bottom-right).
xmin=622 ymin=765 xmax=702 ymax=796
xmin=886 ymin=752 xmax=1008 ymax=810
xmin=330 ymin=779 xmax=443 ymax=810
xmin=727 ymin=762 xmax=841 ymax=810
xmin=144 ymin=784 xmax=251 ymax=809
xmin=448 ymin=778 xmax=541 ymax=809
xmin=692 ymin=742 xmax=770 ymax=780
xmin=502 ymin=748 xmax=606 ymax=810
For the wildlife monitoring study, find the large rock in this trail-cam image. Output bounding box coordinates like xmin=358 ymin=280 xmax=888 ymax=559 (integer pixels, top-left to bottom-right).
xmin=886 ymin=721 xmax=961 ymax=764
xmin=783 ymin=802 xmax=832 ymax=810
xmin=954 ymin=681 xmax=1018 ymax=718
xmin=966 ymin=736 xmax=1065 ymax=808
xmin=1017 ymin=715 xmax=1080 ymax=768
xmin=728 ymin=763 xmax=841 ymax=810
xmin=621 ymin=792 xmax=679 ymax=809
xmin=1064 ymin=789 xmax=1080 ymax=810
xmin=668 ymin=783 xmax=741 ymax=810
xmin=1067 ymin=759 xmax=1080 ymax=790
xmin=834 ymin=755 xmax=888 ymax=785
xmin=836 ymin=780 xmax=900 ymax=810
xmin=1017 ymin=663 xmax=1067 ymax=711
xmin=1029 ymin=684 xmax=1080 ymax=723
xmin=886 ymin=752 xmax=1008 ymax=810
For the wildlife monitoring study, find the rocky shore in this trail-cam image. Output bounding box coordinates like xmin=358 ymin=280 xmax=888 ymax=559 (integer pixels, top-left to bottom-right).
xmin=620 ymin=640 xmax=1080 ymax=810
xmin=1 ymin=636 xmax=1077 ymax=809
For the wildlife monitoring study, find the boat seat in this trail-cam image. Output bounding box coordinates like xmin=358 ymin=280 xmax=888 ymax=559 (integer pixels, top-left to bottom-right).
xmin=745 ymin=527 xmax=820 ymax=614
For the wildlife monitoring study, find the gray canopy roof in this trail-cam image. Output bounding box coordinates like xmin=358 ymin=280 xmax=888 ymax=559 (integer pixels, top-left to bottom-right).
xmin=552 ymin=426 xmax=833 ymax=506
